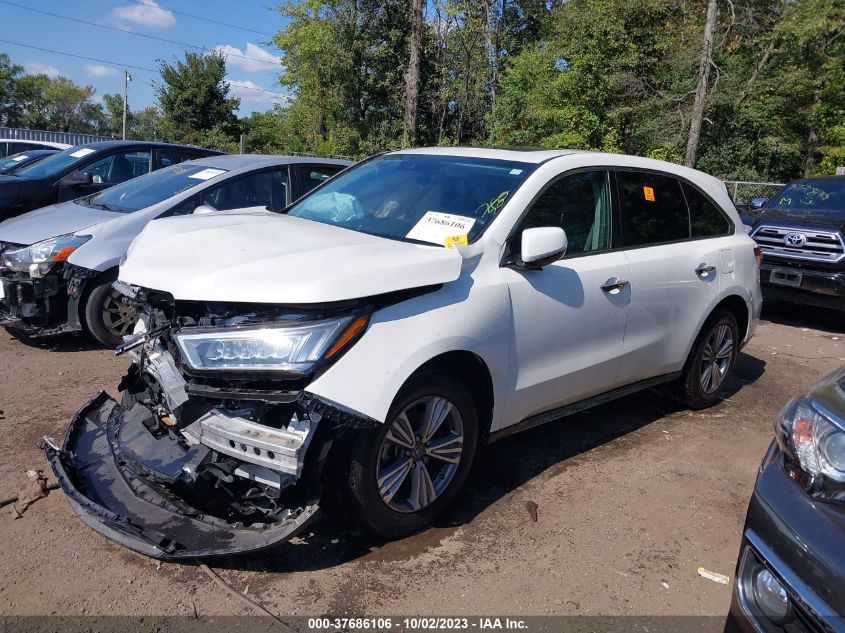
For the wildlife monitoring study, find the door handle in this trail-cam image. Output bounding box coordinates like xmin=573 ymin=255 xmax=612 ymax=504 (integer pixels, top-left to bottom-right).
xmin=695 ymin=264 xmax=717 ymax=276
xmin=601 ymin=279 xmax=629 ymax=293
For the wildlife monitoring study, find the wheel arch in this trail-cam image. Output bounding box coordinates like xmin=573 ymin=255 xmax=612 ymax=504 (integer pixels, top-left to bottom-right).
xmin=712 ymin=294 xmax=750 ymax=342
xmin=397 ymin=350 xmax=495 ymax=445
xmin=76 ymin=266 xmax=119 ymax=330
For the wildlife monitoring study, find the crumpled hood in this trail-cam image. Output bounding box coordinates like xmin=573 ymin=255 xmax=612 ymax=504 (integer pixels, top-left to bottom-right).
xmin=120 ymin=212 xmax=463 ymax=303
xmin=0 ymin=201 xmax=119 ymax=245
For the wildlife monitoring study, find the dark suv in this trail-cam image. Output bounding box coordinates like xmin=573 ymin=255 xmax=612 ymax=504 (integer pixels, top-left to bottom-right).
xmin=0 ymin=141 xmax=224 ymax=222
xmin=747 ymin=176 xmax=845 ymax=309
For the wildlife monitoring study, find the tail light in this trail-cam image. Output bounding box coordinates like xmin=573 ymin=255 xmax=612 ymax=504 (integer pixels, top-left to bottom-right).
xmin=754 ymin=246 xmax=762 ymax=268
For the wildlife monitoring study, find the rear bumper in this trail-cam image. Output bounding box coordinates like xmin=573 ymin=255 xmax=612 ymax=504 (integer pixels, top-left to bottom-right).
xmin=760 ymin=262 xmax=845 ymax=308
xmin=45 ymin=392 xmax=319 ymax=559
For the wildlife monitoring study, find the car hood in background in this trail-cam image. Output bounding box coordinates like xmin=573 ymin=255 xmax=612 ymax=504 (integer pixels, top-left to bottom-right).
xmin=119 ymin=212 xmax=464 ymax=304
xmin=756 ymin=208 xmax=845 ymax=230
xmin=0 ymin=201 xmax=120 ymax=245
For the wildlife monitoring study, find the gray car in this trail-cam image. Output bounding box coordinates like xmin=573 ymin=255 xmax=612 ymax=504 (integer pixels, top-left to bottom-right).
xmin=728 ymin=365 xmax=845 ymax=632
xmin=0 ymin=154 xmax=351 ymax=346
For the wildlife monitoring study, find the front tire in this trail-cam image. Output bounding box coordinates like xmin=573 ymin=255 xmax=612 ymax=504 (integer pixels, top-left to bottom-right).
xmin=344 ymin=370 xmax=478 ymax=537
xmin=678 ymin=309 xmax=739 ymax=409
xmin=82 ymin=276 xmax=138 ymax=348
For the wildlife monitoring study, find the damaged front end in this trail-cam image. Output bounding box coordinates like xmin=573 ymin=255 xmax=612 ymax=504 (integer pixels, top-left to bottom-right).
xmin=0 ymin=240 xmax=94 ymax=337
xmin=45 ymin=285 xmax=376 ymax=559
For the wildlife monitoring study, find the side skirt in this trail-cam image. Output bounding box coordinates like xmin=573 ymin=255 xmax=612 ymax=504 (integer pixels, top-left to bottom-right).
xmin=488 ymin=372 xmax=682 ymax=443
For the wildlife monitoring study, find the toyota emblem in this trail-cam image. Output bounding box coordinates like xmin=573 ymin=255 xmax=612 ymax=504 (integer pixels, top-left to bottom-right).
xmin=784 ymin=232 xmax=807 ymax=247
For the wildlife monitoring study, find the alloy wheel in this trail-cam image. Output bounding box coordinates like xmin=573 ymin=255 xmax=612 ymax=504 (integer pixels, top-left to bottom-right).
xmin=101 ymin=289 xmax=138 ymax=339
xmin=699 ymin=323 xmax=734 ymax=394
xmin=376 ymin=396 xmax=464 ymax=513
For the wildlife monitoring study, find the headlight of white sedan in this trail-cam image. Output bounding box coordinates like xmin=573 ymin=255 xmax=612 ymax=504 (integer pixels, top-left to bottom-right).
xmin=2 ymin=233 xmax=91 ymax=277
xmin=173 ymin=313 xmax=370 ymax=375
xmin=776 ymin=397 xmax=845 ymax=485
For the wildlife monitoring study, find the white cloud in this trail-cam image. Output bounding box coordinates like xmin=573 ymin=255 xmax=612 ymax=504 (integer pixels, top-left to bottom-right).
xmin=111 ymin=0 xmax=175 ymax=28
xmin=228 ymin=79 xmax=288 ymax=104
xmin=84 ymin=64 xmax=119 ymax=77
xmin=24 ymin=61 xmax=61 ymax=79
xmin=214 ymin=43 xmax=282 ymax=73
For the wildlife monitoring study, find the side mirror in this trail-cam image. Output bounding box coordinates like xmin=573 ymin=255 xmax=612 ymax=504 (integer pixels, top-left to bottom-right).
xmin=518 ymin=227 xmax=568 ymax=269
xmin=749 ymin=197 xmax=767 ymax=210
xmin=59 ymin=170 xmax=93 ymax=187
xmin=192 ymin=204 xmax=218 ymax=215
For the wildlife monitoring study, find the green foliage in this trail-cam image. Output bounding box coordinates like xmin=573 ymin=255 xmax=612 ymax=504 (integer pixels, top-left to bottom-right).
xmin=156 ymin=51 xmax=240 ymax=148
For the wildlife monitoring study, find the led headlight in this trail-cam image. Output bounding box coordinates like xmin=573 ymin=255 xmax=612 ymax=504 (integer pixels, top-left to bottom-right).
xmin=2 ymin=234 xmax=91 ymax=276
xmin=776 ymin=397 xmax=845 ymax=483
xmin=174 ymin=313 xmax=369 ymax=374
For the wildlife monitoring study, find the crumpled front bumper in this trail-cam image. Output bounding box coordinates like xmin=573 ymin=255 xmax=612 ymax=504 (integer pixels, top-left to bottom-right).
xmin=0 ymin=272 xmax=75 ymax=337
xmin=45 ymin=392 xmax=319 ymax=559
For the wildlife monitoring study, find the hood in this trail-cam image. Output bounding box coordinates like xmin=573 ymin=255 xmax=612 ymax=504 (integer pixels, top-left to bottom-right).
xmin=120 ymin=212 xmax=463 ymax=303
xmin=0 ymin=201 xmax=120 ymax=246
xmin=757 ymin=207 xmax=845 ymax=230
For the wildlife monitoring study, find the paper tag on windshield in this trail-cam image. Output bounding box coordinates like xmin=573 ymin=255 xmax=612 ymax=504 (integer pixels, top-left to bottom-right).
xmin=406 ymin=212 xmax=475 ymax=245
xmin=70 ymin=148 xmax=96 ymax=158
xmin=12 ymin=155 xmax=28 ymax=162
xmin=189 ymin=168 xmax=226 ymax=181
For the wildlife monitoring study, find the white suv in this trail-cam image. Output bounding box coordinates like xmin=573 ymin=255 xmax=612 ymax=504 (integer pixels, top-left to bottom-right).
xmin=46 ymin=148 xmax=762 ymax=559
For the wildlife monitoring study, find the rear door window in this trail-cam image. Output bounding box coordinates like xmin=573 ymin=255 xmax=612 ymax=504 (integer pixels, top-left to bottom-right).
xmin=617 ymin=171 xmax=690 ymax=247
xmin=159 ymin=150 xmax=200 ymax=168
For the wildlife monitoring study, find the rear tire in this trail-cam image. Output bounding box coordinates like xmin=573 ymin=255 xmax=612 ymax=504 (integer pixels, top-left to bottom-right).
xmin=82 ymin=276 xmax=138 ymax=348
xmin=678 ymin=309 xmax=739 ymax=409
xmin=343 ymin=369 xmax=478 ymax=537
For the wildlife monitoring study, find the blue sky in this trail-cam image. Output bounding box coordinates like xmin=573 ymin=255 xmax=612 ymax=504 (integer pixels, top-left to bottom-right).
xmin=2 ymin=0 xmax=290 ymax=116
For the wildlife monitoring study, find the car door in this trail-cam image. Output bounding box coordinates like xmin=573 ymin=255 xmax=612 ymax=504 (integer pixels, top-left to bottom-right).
xmin=57 ymin=149 xmax=152 ymax=201
xmin=501 ymin=169 xmax=632 ymax=424
xmin=614 ymin=170 xmax=725 ymax=385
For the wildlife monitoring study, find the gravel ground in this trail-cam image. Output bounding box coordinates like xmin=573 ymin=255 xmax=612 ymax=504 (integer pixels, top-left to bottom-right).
xmin=0 ymin=302 xmax=841 ymax=621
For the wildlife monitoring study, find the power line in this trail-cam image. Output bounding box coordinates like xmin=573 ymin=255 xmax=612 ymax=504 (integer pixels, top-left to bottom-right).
xmin=0 ymin=39 xmax=156 ymax=73
xmin=0 ymin=39 xmax=286 ymax=96
xmin=0 ymin=1 xmax=281 ymax=67
xmin=127 ymin=0 xmax=275 ymax=37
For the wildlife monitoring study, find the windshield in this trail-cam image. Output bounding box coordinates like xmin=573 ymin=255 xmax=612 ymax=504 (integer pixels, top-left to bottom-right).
xmin=768 ymin=179 xmax=845 ymax=213
xmin=13 ymin=145 xmax=100 ymax=179
xmin=79 ymin=163 xmax=226 ymax=213
xmin=0 ymin=153 xmax=35 ymax=172
xmin=286 ymin=153 xmax=535 ymax=245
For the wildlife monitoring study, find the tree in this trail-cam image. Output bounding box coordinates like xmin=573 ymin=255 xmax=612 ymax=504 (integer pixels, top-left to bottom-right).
xmin=684 ymin=0 xmax=717 ymax=167
xmin=404 ymin=0 xmax=424 ymax=144
xmin=0 ymin=53 xmax=24 ymax=126
xmin=156 ymin=51 xmax=240 ymax=147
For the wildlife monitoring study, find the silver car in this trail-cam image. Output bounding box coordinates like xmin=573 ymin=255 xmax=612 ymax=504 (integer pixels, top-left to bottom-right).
xmin=0 ymin=154 xmax=351 ymax=346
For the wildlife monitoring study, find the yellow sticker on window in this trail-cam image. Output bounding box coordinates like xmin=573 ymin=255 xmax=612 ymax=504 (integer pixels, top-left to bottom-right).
xmin=444 ymin=234 xmax=469 ymax=248
xmin=643 ymin=186 xmax=655 ymax=202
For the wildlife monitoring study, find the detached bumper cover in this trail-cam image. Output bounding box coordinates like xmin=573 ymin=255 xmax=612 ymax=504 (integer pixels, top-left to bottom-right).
xmin=45 ymin=392 xmax=319 ymax=559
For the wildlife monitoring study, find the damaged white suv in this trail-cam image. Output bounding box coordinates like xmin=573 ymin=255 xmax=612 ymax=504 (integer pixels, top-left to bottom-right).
xmin=46 ymin=148 xmax=762 ymax=559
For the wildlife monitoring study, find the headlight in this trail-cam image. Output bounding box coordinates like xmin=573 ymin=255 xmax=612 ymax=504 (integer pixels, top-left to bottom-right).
xmin=776 ymin=397 xmax=845 ymax=484
xmin=2 ymin=234 xmax=91 ymax=276
xmin=174 ymin=313 xmax=370 ymax=374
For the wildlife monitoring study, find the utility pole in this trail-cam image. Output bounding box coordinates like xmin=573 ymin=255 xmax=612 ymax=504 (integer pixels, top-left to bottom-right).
xmin=122 ymin=70 xmax=132 ymax=140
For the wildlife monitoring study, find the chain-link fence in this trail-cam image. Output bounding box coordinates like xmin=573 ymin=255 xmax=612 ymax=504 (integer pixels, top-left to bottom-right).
xmin=723 ymin=180 xmax=785 ymax=210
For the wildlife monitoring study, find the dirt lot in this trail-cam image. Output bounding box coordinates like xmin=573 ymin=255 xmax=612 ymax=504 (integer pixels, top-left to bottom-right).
xmin=0 ymin=303 xmax=842 ymax=621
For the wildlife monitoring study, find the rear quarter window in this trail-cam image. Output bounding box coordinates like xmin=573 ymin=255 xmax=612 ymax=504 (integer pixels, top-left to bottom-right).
xmin=682 ymin=182 xmax=731 ymax=237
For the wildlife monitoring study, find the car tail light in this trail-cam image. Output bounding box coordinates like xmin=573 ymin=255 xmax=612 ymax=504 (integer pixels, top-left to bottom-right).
xmin=754 ymin=246 xmax=762 ymax=268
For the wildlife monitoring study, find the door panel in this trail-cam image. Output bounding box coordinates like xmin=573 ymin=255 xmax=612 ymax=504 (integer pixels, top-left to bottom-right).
xmin=503 ymin=252 xmax=632 ymax=423
xmin=616 ymin=241 xmax=721 ymax=384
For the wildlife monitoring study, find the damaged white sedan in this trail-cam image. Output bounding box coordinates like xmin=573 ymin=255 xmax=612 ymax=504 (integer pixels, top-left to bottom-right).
xmin=45 ymin=148 xmax=762 ymax=559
